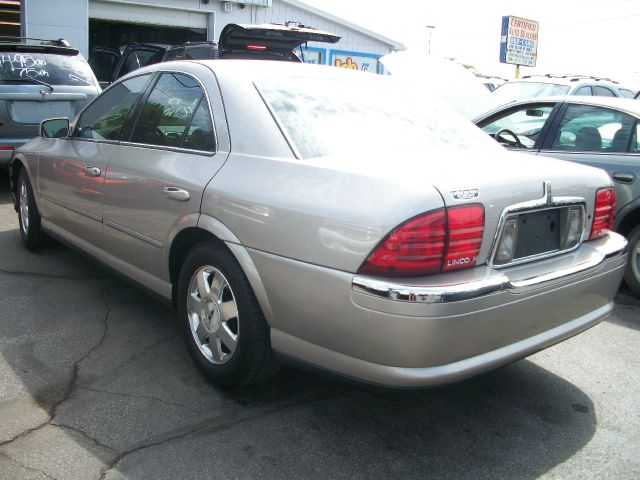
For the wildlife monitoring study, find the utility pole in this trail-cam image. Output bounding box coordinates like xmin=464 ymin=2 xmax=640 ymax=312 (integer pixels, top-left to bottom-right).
xmin=426 ymin=25 xmax=435 ymax=55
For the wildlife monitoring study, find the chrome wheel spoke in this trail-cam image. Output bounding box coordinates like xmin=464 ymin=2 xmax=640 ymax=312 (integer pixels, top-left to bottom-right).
xmin=194 ymin=317 xmax=209 ymax=344
xmin=218 ymin=324 xmax=237 ymax=355
xmin=219 ymin=300 xmax=238 ymax=322
xmin=209 ymin=335 xmax=225 ymax=362
xmin=196 ymin=269 xmax=211 ymax=298
xmin=210 ymin=272 xmax=224 ymax=300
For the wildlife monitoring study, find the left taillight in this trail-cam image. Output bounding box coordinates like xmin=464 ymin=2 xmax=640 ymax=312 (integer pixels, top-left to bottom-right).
xmin=589 ymin=187 xmax=616 ymax=240
xmin=357 ymin=205 xmax=484 ymax=277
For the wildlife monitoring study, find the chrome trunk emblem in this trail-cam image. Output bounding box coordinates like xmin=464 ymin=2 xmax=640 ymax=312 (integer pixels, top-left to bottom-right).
xmin=451 ymin=188 xmax=479 ymax=200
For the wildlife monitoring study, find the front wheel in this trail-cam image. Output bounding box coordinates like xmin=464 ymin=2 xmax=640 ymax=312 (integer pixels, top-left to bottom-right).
xmin=177 ymin=241 xmax=278 ymax=387
xmin=17 ymin=169 xmax=48 ymax=249
xmin=624 ymin=225 xmax=640 ymax=297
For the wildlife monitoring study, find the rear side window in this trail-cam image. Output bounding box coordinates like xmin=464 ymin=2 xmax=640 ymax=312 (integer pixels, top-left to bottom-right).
xmin=593 ymin=86 xmax=616 ymax=97
xmin=74 ymin=74 xmax=151 ymax=141
xmin=130 ymin=72 xmax=214 ymax=151
xmin=0 ymin=51 xmax=95 ymax=86
xmin=573 ymin=86 xmax=592 ymax=96
xmin=550 ymin=104 xmax=636 ymax=152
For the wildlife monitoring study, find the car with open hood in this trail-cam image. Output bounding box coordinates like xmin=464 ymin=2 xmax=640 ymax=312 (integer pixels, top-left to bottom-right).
xmin=10 ymin=60 xmax=627 ymax=388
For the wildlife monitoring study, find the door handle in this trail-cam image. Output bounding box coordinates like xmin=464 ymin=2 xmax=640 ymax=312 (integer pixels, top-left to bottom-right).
xmin=83 ymin=165 xmax=101 ymax=177
xmin=162 ymin=186 xmax=190 ymax=202
xmin=612 ymin=172 xmax=635 ymax=184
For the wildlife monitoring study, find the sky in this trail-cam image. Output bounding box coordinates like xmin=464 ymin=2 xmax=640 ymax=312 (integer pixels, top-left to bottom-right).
xmin=300 ymin=0 xmax=640 ymax=88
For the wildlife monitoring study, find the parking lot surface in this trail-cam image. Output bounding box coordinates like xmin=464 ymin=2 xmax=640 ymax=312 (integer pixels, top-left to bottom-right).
xmin=0 ymin=171 xmax=639 ymax=480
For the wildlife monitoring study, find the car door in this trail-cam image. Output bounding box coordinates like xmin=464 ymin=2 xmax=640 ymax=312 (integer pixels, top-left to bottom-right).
xmin=101 ymin=67 xmax=228 ymax=282
xmin=539 ymin=102 xmax=640 ymax=212
xmin=113 ymin=44 xmax=166 ymax=82
xmin=89 ymin=46 xmax=120 ymax=89
xmin=37 ymin=73 xmax=153 ymax=247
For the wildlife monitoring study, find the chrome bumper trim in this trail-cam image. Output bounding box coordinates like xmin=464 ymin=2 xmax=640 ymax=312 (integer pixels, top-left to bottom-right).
xmin=352 ymin=232 xmax=628 ymax=304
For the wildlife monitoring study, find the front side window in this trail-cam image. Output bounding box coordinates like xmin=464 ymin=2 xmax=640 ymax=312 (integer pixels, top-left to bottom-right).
xmin=74 ymin=74 xmax=151 ymax=141
xmin=130 ymin=72 xmax=214 ymax=151
xmin=550 ymin=104 xmax=636 ymax=152
xmin=480 ymin=104 xmax=554 ymax=149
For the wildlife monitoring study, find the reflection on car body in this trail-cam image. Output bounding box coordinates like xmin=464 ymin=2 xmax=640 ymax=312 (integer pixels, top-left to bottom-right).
xmin=9 ymin=60 xmax=627 ymax=389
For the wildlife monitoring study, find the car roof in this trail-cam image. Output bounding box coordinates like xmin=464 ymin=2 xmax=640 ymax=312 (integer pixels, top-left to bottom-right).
xmin=515 ymin=74 xmax=621 ymax=87
xmin=475 ymin=95 xmax=640 ymax=123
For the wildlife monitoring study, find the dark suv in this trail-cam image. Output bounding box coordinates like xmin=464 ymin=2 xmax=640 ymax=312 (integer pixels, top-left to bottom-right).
xmin=0 ymin=37 xmax=101 ymax=165
xmin=89 ymin=23 xmax=340 ymax=88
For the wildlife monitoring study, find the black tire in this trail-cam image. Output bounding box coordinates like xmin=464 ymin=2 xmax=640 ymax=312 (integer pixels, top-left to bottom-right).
xmin=177 ymin=240 xmax=278 ymax=387
xmin=16 ymin=169 xmax=48 ymax=249
xmin=624 ymin=225 xmax=640 ymax=297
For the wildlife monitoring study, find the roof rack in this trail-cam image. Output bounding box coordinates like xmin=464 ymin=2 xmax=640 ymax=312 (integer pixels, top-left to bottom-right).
xmin=521 ymin=73 xmax=619 ymax=84
xmin=0 ymin=36 xmax=72 ymax=47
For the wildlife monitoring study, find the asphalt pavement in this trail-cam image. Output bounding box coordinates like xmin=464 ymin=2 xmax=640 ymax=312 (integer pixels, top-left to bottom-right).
xmin=0 ymin=170 xmax=639 ymax=480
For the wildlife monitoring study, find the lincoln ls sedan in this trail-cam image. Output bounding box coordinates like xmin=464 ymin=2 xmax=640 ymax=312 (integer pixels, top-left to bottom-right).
xmin=10 ymin=60 xmax=628 ymax=388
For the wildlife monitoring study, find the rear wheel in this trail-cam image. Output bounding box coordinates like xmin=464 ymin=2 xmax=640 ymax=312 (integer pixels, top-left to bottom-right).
xmin=624 ymin=225 xmax=640 ymax=297
xmin=177 ymin=241 xmax=278 ymax=387
xmin=17 ymin=169 xmax=48 ymax=249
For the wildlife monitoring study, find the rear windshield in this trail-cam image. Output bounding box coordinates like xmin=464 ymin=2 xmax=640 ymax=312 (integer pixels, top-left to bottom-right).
xmin=492 ymin=81 xmax=570 ymax=103
xmin=0 ymin=51 xmax=95 ymax=86
xmin=256 ymin=75 xmax=495 ymax=159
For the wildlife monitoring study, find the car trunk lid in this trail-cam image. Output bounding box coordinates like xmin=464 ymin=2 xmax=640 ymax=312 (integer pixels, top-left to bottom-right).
xmin=219 ymin=23 xmax=340 ymax=60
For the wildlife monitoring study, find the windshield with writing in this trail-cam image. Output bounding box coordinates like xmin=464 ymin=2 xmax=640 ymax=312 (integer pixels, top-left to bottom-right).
xmin=0 ymin=52 xmax=95 ymax=86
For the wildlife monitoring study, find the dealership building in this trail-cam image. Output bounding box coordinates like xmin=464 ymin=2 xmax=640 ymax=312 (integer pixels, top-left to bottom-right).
xmin=12 ymin=0 xmax=403 ymax=73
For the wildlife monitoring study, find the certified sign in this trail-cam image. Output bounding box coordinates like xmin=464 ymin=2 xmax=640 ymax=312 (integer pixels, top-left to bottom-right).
xmin=499 ymin=15 xmax=539 ymax=67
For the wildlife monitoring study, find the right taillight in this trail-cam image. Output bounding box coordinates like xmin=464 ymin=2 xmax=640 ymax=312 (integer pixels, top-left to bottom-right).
xmin=357 ymin=205 xmax=484 ymax=277
xmin=589 ymin=187 xmax=616 ymax=240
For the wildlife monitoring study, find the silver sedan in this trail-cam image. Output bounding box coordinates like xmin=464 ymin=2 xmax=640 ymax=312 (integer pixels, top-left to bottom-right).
xmin=10 ymin=60 xmax=627 ymax=388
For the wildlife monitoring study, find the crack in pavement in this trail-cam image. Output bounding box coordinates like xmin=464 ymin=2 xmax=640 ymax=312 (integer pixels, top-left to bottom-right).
xmin=0 ymin=450 xmax=57 ymax=480
xmin=77 ymin=385 xmax=205 ymax=415
xmin=99 ymin=386 xmax=338 ymax=479
xmin=0 ymin=288 xmax=113 ymax=475
xmin=55 ymin=424 xmax=119 ymax=455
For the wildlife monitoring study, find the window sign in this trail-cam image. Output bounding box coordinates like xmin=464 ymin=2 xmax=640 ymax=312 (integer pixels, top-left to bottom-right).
xmin=330 ymin=50 xmax=381 ymax=73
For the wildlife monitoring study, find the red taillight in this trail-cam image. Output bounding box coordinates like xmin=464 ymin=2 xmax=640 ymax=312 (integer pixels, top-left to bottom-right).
xmin=0 ymin=146 xmax=14 ymax=151
xmin=246 ymin=44 xmax=267 ymax=50
xmin=443 ymin=205 xmax=484 ymax=271
xmin=589 ymin=187 xmax=616 ymax=239
xmin=358 ymin=205 xmax=484 ymax=277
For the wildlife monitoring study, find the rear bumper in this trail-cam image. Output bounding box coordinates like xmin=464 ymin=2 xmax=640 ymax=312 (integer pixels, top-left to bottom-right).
xmin=250 ymin=232 xmax=627 ymax=388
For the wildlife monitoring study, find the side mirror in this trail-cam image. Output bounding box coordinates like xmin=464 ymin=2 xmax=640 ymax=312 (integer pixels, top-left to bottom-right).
xmin=40 ymin=118 xmax=70 ymax=138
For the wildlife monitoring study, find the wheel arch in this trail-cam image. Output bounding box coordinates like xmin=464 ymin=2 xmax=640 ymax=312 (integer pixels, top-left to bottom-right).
xmin=9 ymin=155 xmax=28 ymax=212
xmin=615 ymin=201 xmax=640 ymax=238
xmin=168 ymin=217 xmax=275 ymax=325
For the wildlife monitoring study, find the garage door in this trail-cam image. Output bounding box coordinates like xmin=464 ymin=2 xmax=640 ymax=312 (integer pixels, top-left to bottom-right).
xmin=90 ymin=0 xmax=208 ymax=29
